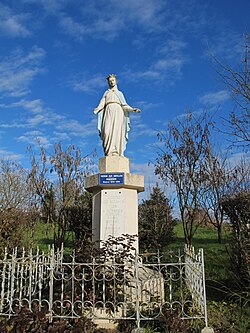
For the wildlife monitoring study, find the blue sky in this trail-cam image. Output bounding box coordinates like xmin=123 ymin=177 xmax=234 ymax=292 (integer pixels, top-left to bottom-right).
xmin=0 ymin=0 xmax=249 ymax=198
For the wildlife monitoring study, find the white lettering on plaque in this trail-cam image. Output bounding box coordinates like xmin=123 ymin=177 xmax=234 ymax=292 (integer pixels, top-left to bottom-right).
xmin=101 ymin=189 xmax=125 ymax=239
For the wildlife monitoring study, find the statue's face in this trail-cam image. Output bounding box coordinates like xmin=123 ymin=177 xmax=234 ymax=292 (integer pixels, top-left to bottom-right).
xmin=108 ymin=77 xmax=117 ymax=88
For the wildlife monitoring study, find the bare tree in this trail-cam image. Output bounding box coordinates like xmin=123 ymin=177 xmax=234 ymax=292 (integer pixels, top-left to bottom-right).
xmin=229 ymin=158 xmax=250 ymax=194
xmin=215 ymin=34 xmax=250 ymax=149
xmin=154 ymin=112 xmax=212 ymax=245
xmin=28 ymin=143 xmax=93 ymax=248
xmin=0 ymin=159 xmax=38 ymax=251
xmin=0 ymin=159 xmax=31 ymax=211
xmin=201 ymin=151 xmax=230 ymax=243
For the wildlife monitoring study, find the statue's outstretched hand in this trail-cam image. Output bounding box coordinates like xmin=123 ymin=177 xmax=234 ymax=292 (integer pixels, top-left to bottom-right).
xmin=133 ymin=108 xmax=141 ymax=113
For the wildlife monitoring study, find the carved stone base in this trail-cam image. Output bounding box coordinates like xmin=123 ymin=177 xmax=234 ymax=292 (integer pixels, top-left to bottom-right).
xmin=92 ymin=188 xmax=139 ymax=250
xmin=98 ymin=155 xmax=130 ymax=173
xmin=84 ymin=156 xmax=144 ymax=253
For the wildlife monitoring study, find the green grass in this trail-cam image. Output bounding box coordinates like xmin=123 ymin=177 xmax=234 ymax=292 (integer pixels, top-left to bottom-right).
xmin=169 ymin=223 xmax=230 ymax=281
xmin=167 ymin=224 xmax=250 ymax=333
xmin=29 ymin=221 xmax=74 ymax=254
xmin=18 ymin=221 xmax=250 ymax=331
xmin=32 ymin=221 xmax=231 ymax=291
xmin=32 ymin=221 xmax=231 ymax=289
xmin=168 ymin=223 xmax=234 ymax=303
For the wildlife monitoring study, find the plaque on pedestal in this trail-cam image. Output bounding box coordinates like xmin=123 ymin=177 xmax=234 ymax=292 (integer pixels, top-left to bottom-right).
xmin=85 ymin=156 xmax=144 ymax=252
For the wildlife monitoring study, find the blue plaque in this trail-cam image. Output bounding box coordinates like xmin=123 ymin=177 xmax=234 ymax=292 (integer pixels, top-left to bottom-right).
xmin=99 ymin=173 xmax=124 ymax=185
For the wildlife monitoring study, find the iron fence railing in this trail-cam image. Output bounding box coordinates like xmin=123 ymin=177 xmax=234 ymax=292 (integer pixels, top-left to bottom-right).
xmin=0 ymin=245 xmax=207 ymax=328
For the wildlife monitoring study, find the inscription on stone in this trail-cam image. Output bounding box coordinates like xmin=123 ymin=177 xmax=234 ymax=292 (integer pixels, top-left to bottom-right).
xmin=101 ymin=189 xmax=125 ymax=239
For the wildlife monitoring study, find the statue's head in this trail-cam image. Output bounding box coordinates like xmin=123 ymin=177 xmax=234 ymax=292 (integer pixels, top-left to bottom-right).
xmin=106 ymin=74 xmax=117 ymax=88
xmin=106 ymin=74 xmax=116 ymax=80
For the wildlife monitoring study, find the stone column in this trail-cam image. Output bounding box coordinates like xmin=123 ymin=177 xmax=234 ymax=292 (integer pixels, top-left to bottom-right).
xmin=84 ymin=156 xmax=144 ymax=253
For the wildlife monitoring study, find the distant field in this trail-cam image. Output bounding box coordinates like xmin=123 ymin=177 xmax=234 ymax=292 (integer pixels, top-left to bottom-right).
xmin=23 ymin=221 xmax=250 ymax=331
xmin=170 ymin=223 xmax=230 ymax=281
xmin=30 ymin=221 xmax=73 ymax=253
xmin=169 ymin=222 xmax=233 ymax=304
xmin=32 ymin=221 xmax=230 ymax=284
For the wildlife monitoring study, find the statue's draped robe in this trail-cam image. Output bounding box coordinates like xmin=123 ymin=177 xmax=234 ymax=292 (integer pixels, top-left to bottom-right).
xmin=94 ymin=87 xmax=134 ymax=156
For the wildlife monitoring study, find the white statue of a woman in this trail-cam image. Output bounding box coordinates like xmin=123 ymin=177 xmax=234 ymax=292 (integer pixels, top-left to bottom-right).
xmin=94 ymin=74 xmax=141 ymax=157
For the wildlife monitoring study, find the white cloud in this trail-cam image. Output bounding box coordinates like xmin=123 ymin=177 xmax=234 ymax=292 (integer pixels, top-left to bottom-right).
xmin=0 ymin=148 xmax=23 ymax=161
xmin=0 ymin=3 xmax=31 ymax=37
xmin=0 ymin=47 xmax=45 ymax=97
xmin=0 ymin=122 xmax=27 ymax=129
xmin=12 ymin=99 xmax=48 ymax=114
xmin=0 ymin=99 xmax=64 ymax=128
xmin=204 ymin=29 xmax=244 ymax=62
xmin=226 ymin=151 xmax=250 ymax=168
xmin=71 ymin=75 xmax=106 ymax=94
xmin=199 ymin=90 xmax=230 ymax=106
xmin=129 ymin=113 xmax=158 ymax=141
xmin=136 ymin=101 xmax=161 ymax=111
xmin=130 ymin=162 xmax=157 ymax=201
xmin=15 ymin=115 xmax=97 ymax=148
xmin=123 ymin=60 xmax=183 ymax=85
xmin=158 ymin=40 xmax=187 ymax=55
xmin=53 ymin=131 xmax=71 ymax=141
xmin=1 ymin=97 xmax=97 ymax=144
xmin=125 ymin=69 xmax=161 ymax=81
xmin=123 ymin=37 xmax=187 ymax=85
xmin=58 ymin=15 xmax=89 ymax=40
xmin=130 ymin=161 xmax=177 ymax=203
xmin=152 ymin=38 xmax=187 ymax=80
xmin=59 ymin=0 xmax=165 ymax=40
xmin=17 ymin=131 xmax=53 ymax=148
xmin=21 ymin=0 xmax=67 ymax=13
xmin=55 ymin=118 xmax=97 ymax=138
xmin=112 ymin=0 xmax=164 ymax=29
xmin=24 ymin=0 xmax=166 ymax=41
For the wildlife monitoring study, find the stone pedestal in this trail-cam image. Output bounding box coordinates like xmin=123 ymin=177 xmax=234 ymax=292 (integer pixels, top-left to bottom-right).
xmin=84 ymin=156 xmax=144 ymax=253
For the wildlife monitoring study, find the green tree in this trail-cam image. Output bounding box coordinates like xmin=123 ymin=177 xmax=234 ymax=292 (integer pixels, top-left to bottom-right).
xmin=222 ymin=191 xmax=250 ymax=287
xmin=65 ymin=191 xmax=93 ymax=257
xmin=138 ymin=185 xmax=174 ymax=252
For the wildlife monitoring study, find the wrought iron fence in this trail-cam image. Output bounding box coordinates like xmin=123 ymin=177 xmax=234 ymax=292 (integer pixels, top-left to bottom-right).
xmin=0 ymin=245 xmax=207 ymax=328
